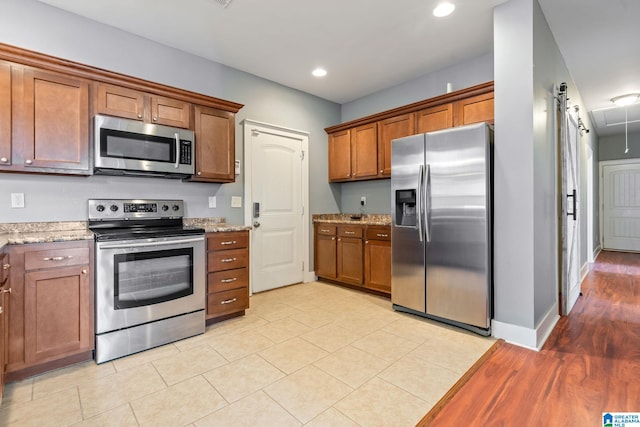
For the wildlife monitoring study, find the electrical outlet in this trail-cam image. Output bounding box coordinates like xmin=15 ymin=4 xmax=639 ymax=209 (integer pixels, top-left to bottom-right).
xmin=360 ymin=196 xmax=366 ymax=206
xmin=208 ymin=196 xmax=216 ymax=208
xmin=231 ymin=196 xmax=242 ymax=208
xmin=11 ymin=193 xmax=25 ymax=208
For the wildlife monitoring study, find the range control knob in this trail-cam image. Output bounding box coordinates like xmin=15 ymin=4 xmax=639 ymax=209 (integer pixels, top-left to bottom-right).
xmin=110 ymin=204 xmax=119 ymax=212
xmin=172 ymin=204 xmax=180 ymax=211
xmin=96 ymin=204 xmax=105 ymax=212
xmin=161 ymin=205 xmax=169 ymax=212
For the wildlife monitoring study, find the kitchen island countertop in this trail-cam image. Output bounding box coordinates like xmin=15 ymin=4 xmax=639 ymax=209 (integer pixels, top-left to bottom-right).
xmin=312 ymin=213 xmax=391 ymax=226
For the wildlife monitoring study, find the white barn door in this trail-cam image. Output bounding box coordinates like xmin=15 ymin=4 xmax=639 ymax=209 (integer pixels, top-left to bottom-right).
xmin=602 ymin=161 xmax=640 ymax=251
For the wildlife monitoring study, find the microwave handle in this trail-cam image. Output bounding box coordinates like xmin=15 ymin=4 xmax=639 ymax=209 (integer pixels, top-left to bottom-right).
xmin=174 ymin=133 xmax=180 ymax=169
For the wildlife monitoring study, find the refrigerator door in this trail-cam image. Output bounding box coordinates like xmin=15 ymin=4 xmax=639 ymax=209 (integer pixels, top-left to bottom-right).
xmin=391 ymin=134 xmax=426 ymax=313
xmin=424 ymin=123 xmax=491 ymax=329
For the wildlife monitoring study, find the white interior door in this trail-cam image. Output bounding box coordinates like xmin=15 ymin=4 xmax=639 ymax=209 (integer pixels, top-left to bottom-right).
xmin=561 ymin=112 xmax=580 ymax=315
xmin=244 ymin=121 xmax=309 ymax=293
xmin=602 ymin=161 xmax=640 ymax=251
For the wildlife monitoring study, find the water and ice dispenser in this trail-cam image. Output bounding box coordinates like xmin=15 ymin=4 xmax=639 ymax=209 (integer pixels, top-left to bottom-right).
xmin=395 ymin=189 xmax=416 ymax=226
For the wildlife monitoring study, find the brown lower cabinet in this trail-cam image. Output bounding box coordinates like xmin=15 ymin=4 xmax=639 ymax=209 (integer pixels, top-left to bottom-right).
xmin=6 ymin=240 xmax=94 ymax=382
xmin=314 ymin=223 xmax=391 ymax=295
xmin=206 ymin=231 xmax=250 ymax=324
xmin=1 ymin=251 xmax=10 ymax=401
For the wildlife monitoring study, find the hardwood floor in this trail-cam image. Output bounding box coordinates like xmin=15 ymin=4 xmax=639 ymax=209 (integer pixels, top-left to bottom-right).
xmin=421 ymin=250 xmax=640 ymax=426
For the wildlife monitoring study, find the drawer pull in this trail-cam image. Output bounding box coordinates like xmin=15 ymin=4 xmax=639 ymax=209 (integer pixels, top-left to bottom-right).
xmin=221 ymin=278 xmax=237 ymax=283
xmin=2 ymin=264 xmax=9 ymax=270
xmin=376 ymin=233 xmax=389 ymax=238
xmin=344 ymin=231 xmax=356 ymax=235
xmin=220 ymin=298 xmax=237 ymax=305
xmin=320 ymin=229 xmax=331 ymax=233
xmin=221 ymin=258 xmax=237 ymax=263
xmin=1 ymin=288 xmax=11 ymax=294
xmin=220 ymin=241 xmax=237 ymax=245
xmin=43 ymin=255 xmax=73 ymax=261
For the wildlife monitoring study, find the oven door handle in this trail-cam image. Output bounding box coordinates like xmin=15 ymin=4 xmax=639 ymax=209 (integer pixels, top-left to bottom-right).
xmin=98 ymin=236 xmax=204 ymax=249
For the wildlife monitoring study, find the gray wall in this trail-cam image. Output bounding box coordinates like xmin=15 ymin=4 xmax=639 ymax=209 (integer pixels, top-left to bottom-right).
xmin=0 ymin=0 xmax=341 ymax=225
xmin=338 ymin=54 xmax=495 ymax=215
xmin=493 ymin=0 xmax=598 ymax=337
xmin=599 ymin=131 xmax=640 ymax=161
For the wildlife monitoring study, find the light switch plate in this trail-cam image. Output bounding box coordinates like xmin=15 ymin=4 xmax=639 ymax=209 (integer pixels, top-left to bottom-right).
xmin=235 ymin=160 xmax=241 ymax=175
xmin=208 ymin=196 xmax=216 ymax=208
xmin=11 ymin=193 xmax=25 ymax=208
xmin=231 ymin=196 xmax=242 ymax=208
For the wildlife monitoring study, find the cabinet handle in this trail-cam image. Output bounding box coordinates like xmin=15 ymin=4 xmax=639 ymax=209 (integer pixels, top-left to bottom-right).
xmin=376 ymin=234 xmax=389 ymax=238
xmin=137 ymin=114 xmax=143 ymax=119
xmin=0 ymin=157 xmax=8 ymax=163
xmin=1 ymin=288 xmax=11 ymax=294
xmin=153 ymin=116 xmax=158 ymax=122
xmin=82 ymin=269 xmax=87 ymax=274
xmin=379 ymin=169 xmax=383 ymax=173
xmin=320 ymin=229 xmax=331 ymax=233
xmin=365 ymin=240 xmax=369 ymax=244
xmin=221 ymin=258 xmax=237 ymax=263
xmin=197 ymin=171 xmax=202 ymax=176
xmin=0 ymin=306 xmax=2 ymax=314
xmin=25 ymin=159 xmax=33 ymax=165
xmin=220 ymin=298 xmax=237 ymax=305
xmin=221 ymin=278 xmax=237 ymax=283
xmin=344 ymin=231 xmax=355 ymax=235
xmin=220 ymin=241 xmax=237 ymax=245
xmin=43 ymin=255 xmax=73 ymax=261
xmin=2 ymin=264 xmax=9 ymax=270
xmin=331 ymin=237 xmax=335 ymax=241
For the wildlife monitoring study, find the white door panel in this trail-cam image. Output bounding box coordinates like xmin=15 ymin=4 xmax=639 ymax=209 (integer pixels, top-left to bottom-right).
xmin=244 ymin=121 xmax=309 ymax=293
xmin=603 ymin=163 xmax=640 ymax=251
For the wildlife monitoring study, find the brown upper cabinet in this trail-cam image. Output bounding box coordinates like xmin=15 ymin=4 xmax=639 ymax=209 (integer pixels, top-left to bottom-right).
xmin=0 ymin=42 xmax=243 ymax=180
xmin=326 ymin=82 xmax=493 ymax=182
xmin=94 ymin=83 xmax=191 ymax=129
xmin=190 ymin=106 xmax=235 ymax=182
xmin=0 ymin=63 xmax=90 ymax=174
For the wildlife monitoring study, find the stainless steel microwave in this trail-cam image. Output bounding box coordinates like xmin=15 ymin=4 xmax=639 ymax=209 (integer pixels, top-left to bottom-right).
xmin=94 ymin=114 xmax=195 ymax=178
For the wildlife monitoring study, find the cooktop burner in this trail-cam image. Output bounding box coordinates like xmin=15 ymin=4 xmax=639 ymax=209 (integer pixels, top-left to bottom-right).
xmin=88 ymin=199 xmax=204 ymax=240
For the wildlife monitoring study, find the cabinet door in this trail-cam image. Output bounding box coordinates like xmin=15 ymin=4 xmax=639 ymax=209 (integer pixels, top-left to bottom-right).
xmin=364 ymin=239 xmax=391 ymax=293
xmin=17 ymin=68 xmax=90 ymax=172
xmin=0 ymin=61 xmax=11 ymax=167
xmin=351 ymin=123 xmax=377 ymax=180
xmin=24 ymin=266 xmax=91 ymax=364
xmin=328 ymin=129 xmax=351 ymax=181
xmin=337 ymin=237 xmax=363 ymax=285
xmin=151 ymin=95 xmax=191 ymax=129
xmin=95 ymin=83 xmax=145 ymax=121
xmin=455 ymin=92 xmax=494 ymax=126
xmin=191 ymin=105 xmax=235 ymax=182
xmin=416 ymin=103 xmax=453 ymax=133
xmin=315 ymin=234 xmax=337 ymax=278
xmin=378 ymin=113 xmax=415 ymax=177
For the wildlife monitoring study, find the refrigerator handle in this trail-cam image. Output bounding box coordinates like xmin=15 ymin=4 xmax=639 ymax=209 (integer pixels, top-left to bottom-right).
xmin=425 ymin=164 xmax=431 ymax=242
xmin=417 ymin=164 xmax=424 ymax=242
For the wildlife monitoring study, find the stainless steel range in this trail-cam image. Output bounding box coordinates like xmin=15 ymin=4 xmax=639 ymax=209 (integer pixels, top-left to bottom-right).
xmin=88 ymin=199 xmax=205 ymax=363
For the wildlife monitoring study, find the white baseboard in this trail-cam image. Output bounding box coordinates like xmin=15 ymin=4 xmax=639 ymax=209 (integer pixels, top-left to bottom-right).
xmin=304 ymin=272 xmax=318 ymax=283
xmin=593 ymin=245 xmax=601 ymax=261
xmin=491 ymin=303 xmax=559 ymax=351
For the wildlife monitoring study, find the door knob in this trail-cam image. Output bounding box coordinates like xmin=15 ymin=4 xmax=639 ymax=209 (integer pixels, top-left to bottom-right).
xmin=253 ymin=221 xmax=260 ymax=228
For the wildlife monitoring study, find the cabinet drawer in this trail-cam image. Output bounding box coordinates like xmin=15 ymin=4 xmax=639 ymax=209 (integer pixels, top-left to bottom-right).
xmin=208 ymin=268 xmax=248 ymax=293
xmin=24 ymin=247 xmax=90 ymax=271
xmin=366 ymin=227 xmax=391 ymax=241
xmin=338 ymin=226 xmax=363 ymax=238
xmin=207 ymin=288 xmax=249 ymax=317
xmin=207 ymin=232 xmax=248 ymax=251
xmin=316 ymin=225 xmax=336 ymax=236
xmin=208 ymin=249 xmax=248 ymax=271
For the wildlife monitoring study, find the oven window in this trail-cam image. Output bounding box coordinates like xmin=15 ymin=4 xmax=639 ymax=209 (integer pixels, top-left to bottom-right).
xmin=114 ymin=248 xmax=193 ymax=309
xmin=101 ymin=128 xmax=175 ymax=163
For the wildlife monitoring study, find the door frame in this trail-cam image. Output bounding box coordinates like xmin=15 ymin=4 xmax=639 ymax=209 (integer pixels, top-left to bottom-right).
xmin=599 ymin=158 xmax=640 ymax=252
xmin=242 ymin=119 xmax=312 ymax=294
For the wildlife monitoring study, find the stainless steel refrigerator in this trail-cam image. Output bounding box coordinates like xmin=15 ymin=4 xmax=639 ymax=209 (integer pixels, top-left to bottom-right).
xmin=391 ymin=122 xmax=492 ymax=336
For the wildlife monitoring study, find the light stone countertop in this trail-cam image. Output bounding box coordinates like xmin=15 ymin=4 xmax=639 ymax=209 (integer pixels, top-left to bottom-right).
xmin=184 ymin=218 xmax=251 ymax=233
xmin=312 ymin=213 xmax=391 ymax=226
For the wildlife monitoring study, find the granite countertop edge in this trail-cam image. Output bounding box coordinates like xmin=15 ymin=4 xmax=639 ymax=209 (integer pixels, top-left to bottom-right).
xmin=312 ymin=214 xmax=391 ymax=226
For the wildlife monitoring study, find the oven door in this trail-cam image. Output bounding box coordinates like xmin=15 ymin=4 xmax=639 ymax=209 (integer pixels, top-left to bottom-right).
xmin=95 ymin=235 xmax=205 ymax=334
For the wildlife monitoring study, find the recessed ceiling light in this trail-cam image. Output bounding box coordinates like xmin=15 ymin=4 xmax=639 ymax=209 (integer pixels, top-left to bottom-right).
xmin=433 ymin=2 xmax=455 ymax=17
xmin=312 ymin=68 xmax=327 ymax=77
xmin=611 ymin=93 xmax=640 ymax=107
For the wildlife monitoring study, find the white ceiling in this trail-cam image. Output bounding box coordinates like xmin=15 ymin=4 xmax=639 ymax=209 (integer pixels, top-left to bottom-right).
xmin=36 ymin=0 xmax=640 ymax=136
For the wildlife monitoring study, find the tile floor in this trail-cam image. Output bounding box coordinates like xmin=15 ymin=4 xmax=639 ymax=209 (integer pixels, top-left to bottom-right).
xmin=0 ymin=282 xmax=495 ymax=426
